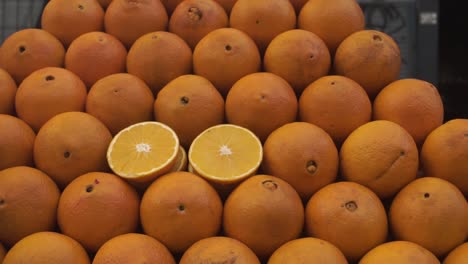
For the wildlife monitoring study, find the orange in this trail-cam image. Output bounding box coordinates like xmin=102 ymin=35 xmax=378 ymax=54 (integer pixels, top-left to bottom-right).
xmin=193 ymin=27 xmax=261 ymax=96
xmin=267 ymin=237 xmax=348 ymax=264
xmin=15 ymin=67 xmax=87 ymax=132
xmin=0 ymin=114 xmax=35 ymax=170
xmin=106 ymin=121 xmax=180 ymax=186
xmin=65 ymin=31 xmax=127 ymax=88
xmin=86 ymin=73 xmax=154 ymax=135
xmin=154 ymin=74 xmax=224 ymax=149
xmin=334 ymin=30 xmax=401 ymax=98
xmin=289 ymin=0 xmax=308 ymax=14
xmin=340 ymin=120 xmax=419 ymax=199
xmin=0 ymin=29 xmax=65 ymax=84
xmin=58 ymin=172 xmax=140 ymax=253
xmin=214 ymin=0 xmax=237 ymax=15
xmin=33 ymin=111 xmax=112 ymax=188
xmin=97 ymin=0 xmax=113 ymax=9
xmin=444 ymin=242 xmax=468 ymax=264
xmin=421 ymin=119 xmax=468 ymax=196
xmin=169 ymin=146 xmax=188 ymax=172
xmin=179 ymin=236 xmax=261 ymax=264
xmin=299 ymin=75 xmax=372 ymax=145
xmin=188 ymin=124 xmax=263 ymax=195
xmin=359 ymin=241 xmax=440 ymax=264
xmin=229 ymin=0 xmax=296 ymax=53
xmin=262 ymin=122 xmax=338 ymax=201
xmin=160 ymin=0 xmax=184 ymax=15
xmin=104 ymin=0 xmax=169 ymax=48
xmin=41 ymin=0 xmax=105 ymax=47
xmin=225 ymin=72 xmax=298 ymax=142
xmin=373 ymin=78 xmax=444 ymax=147
xmin=298 ymin=0 xmax=365 ymax=55
xmin=140 ymin=171 xmax=223 ymax=254
xmin=92 ymin=233 xmax=176 ymax=264
xmin=223 ymin=175 xmax=304 ymax=260
xmin=0 ymin=166 xmax=60 ymax=247
xmin=0 ymin=68 xmax=17 ymax=115
xmin=305 ymin=181 xmax=388 ymax=262
xmin=389 ymin=177 xmax=468 ymax=258
xmin=264 ymin=29 xmax=331 ymax=95
xmin=127 ymin=31 xmax=192 ymax=96
xmin=2 ymin=232 xmax=90 ymax=264
xmin=169 ymin=0 xmax=228 ymax=50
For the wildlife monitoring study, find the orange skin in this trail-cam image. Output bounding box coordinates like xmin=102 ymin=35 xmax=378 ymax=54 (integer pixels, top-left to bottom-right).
xmin=0 ymin=115 xmax=35 ymax=171
xmin=0 ymin=68 xmax=17 ymax=115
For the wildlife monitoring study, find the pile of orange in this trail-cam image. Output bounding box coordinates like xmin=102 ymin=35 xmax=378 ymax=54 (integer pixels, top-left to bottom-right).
xmin=0 ymin=0 xmax=467 ymax=263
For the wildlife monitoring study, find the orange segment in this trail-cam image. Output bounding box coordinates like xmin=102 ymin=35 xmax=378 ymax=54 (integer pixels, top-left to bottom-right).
xmin=107 ymin=122 xmax=179 ymax=182
xmin=188 ymin=124 xmax=262 ymax=183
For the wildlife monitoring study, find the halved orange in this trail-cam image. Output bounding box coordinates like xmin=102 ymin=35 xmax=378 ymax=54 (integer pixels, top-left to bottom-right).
xmin=169 ymin=146 xmax=188 ymax=173
xmin=188 ymin=124 xmax=263 ymax=186
xmin=107 ymin=121 xmax=179 ymax=184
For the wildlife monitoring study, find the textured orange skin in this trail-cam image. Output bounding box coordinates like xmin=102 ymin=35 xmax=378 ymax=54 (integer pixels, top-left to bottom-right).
xmin=0 ymin=115 xmax=35 ymax=170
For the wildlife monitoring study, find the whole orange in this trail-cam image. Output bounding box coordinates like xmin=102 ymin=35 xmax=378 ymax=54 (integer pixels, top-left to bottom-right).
xmin=104 ymin=0 xmax=169 ymax=48
xmin=262 ymin=122 xmax=339 ymax=201
xmin=444 ymin=242 xmax=468 ymax=264
xmin=0 ymin=114 xmax=35 ymax=170
xmin=154 ymin=74 xmax=224 ymax=149
xmin=305 ymin=181 xmax=388 ymax=262
xmin=41 ymin=0 xmax=105 ymax=47
xmin=65 ymin=31 xmax=127 ymax=88
xmin=225 ymin=72 xmax=298 ymax=142
xmin=0 ymin=166 xmax=60 ymax=247
xmin=58 ymin=172 xmax=140 ymax=253
xmin=223 ymin=175 xmax=304 ymax=260
xmin=359 ymin=241 xmax=440 ymax=264
xmin=0 ymin=68 xmax=17 ymax=115
xmin=15 ymin=67 xmax=87 ymax=132
xmin=86 ymin=73 xmax=155 ymax=135
xmin=0 ymin=29 xmax=65 ymax=84
xmin=140 ymin=171 xmax=223 ymax=254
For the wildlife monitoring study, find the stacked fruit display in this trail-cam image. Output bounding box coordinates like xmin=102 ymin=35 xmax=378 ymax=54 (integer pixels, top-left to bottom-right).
xmin=0 ymin=0 xmax=467 ymax=263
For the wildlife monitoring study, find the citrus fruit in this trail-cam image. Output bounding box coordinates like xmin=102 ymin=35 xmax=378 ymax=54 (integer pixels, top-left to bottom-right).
xmin=0 ymin=28 xmax=65 ymax=84
xmin=2 ymin=232 xmax=90 ymax=264
xmin=373 ymin=78 xmax=445 ymax=147
xmin=444 ymin=242 xmax=468 ymax=264
xmin=229 ymin=0 xmax=296 ymax=53
xmin=225 ymin=72 xmax=298 ymax=142
xmin=289 ymin=0 xmax=308 ymax=14
xmin=389 ymin=177 xmax=468 ymax=258
xmin=127 ymin=31 xmax=192 ymax=96
xmin=0 ymin=68 xmax=17 ymax=115
xmin=305 ymin=181 xmax=388 ymax=262
xmin=92 ymin=233 xmax=176 ymax=264
xmin=169 ymin=146 xmax=188 ymax=172
xmin=298 ymin=0 xmax=365 ymax=55
xmin=340 ymin=120 xmax=419 ymax=199
xmin=154 ymin=74 xmax=224 ymax=149
xmin=15 ymin=67 xmax=87 ymax=132
xmin=193 ymin=27 xmax=261 ymax=96
xmin=0 ymin=242 xmax=5 ymax=263
xmin=104 ymin=0 xmax=169 ymax=48
xmin=421 ymin=119 xmax=468 ymax=196
xmin=106 ymin=121 xmax=180 ymax=185
xmin=65 ymin=31 xmax=127 ymax=88
xmin=33 ymin=111 xmax=112 ymax=188
xmin=299 ymin=75 xmax=372 ymax=145
xmin=359 ymin=241 xmax=440 ymax=264
xmin=140 ymin=171 xmax=223 ymax=254
xmin=334 ymin=29 xmax=401 ymax=98
xmin=262 ymin=122 xmax=339 ymax=201
xmin=214 ymin=0 xmax=237 ymax=14
xmin=169 ymin=0 xmax=229 ymax=50
xmin=86 ymin=73 xmax=155 ymax=135
xmin=179 ymin=236 xmax=261 ymax=264
xmin=41 ymin=0 xmax=105 ymax=47
xmin=0 ymin=114 xmax=35 ymax=170
xmin=58 ymin=172 xmax=140 ymax=253
xmin=0 ymin=166 xmax=60 ymax=247
xmin=188 ymin=124 xmax=263 ymax=191
xmin=267 ymin=237 xmax=348 ymax=264
xmin=264 ymin=29 xmax=331 ymax=95
xmin=97 ymin=0 xmax=112 ymax=9
xmin=223 ymin=175 xmax=304 ymax=260
xmin=160 ymin=0 xmax=184 ymax=15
